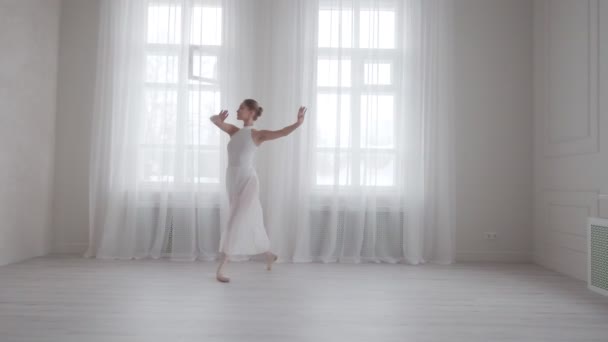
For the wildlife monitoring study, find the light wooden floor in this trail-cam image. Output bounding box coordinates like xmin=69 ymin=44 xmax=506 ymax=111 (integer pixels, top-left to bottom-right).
xmin=1 ymin=257 xmax=607 ymax=342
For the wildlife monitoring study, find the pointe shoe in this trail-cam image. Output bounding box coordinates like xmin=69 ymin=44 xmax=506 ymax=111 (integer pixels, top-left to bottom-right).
xmin=216 ymin=274 xmax=230 ymax=283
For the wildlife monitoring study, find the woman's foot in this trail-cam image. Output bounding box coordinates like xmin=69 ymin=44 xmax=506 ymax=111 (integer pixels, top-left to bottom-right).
xmin=216 ymin=273 xmax=230 ymax=283
xmin=265 ymin=252 xmax=278 ymax=271
xmin=216 ymin=253 xmax=230 ymax=283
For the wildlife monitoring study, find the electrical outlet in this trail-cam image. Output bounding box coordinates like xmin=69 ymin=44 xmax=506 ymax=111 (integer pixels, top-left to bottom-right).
xmin=485 ymin=232 xmax=497 ymax=240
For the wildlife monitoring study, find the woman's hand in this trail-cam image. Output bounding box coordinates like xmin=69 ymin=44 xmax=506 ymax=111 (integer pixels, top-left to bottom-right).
xmin=218 ymin=110 xmax=229 ymax=122
xmin=296 ymin=106 xmax=307 ymax=126
xmin=211 ymin=110 xmax=229 ymax=124
xmin=209 ymin=110 xmax=238 ymax=136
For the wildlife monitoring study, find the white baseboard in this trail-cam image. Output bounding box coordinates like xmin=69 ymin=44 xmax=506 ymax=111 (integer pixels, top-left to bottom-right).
xmin=456 ymin=251 xmax=533 ymax=263
xmin=0 ymin=252 xmax=48 ymax=266
xmin=51 ymin=246 xmax=533 ymax=263
xmin=51 ymin=243 xmax=88 ymax=255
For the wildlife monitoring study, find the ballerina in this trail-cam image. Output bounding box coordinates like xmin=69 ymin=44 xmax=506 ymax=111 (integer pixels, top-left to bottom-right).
xmin=210 ymin=99 xmax=307 ymax=282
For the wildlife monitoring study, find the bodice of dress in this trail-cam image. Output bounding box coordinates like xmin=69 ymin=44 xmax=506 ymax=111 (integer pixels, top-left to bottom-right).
xmin=227 ymin=127 xmax=257 ymax=167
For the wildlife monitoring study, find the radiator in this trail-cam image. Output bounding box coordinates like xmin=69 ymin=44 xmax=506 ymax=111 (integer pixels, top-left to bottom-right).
xmin=588 ymin=217 xmax=608 ymax=296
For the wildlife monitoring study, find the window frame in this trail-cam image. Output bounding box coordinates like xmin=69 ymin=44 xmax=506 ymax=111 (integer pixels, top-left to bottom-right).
xmin=140 ymin=1 xmax=224 ymax=190
xmin=314 ymin=0 xmax=403 ymax=191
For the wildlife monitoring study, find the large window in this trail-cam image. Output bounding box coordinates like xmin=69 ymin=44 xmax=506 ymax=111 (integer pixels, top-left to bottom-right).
xmin=315 ymin=1 xmax=400 ymax=188
xmin=141 ymin=1 xmax=222 ymax=186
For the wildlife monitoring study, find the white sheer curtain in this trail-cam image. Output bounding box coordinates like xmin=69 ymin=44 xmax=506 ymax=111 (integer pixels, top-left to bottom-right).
xmin=87 ymin=0 xmax=454 ymax=264
xmin=258 ymin=0 xmax=454 ymax=264
xmin=87 ymin=0 xmax=256 ymax=260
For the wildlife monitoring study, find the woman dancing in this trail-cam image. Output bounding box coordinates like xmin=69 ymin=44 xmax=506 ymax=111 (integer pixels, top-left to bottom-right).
xmin=210 ymin=99 xmax=307 ymax=282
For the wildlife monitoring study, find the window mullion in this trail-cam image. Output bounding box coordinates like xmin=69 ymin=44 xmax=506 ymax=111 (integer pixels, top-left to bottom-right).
xmin=174 ymin=3 xmax=192 ymax=185
xmin=351 ymin=2 xmax=362 ymax=187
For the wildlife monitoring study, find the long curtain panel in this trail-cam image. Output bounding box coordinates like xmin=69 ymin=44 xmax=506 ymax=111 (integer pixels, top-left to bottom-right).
xmin=86 ymin=0 xmax=454 ymax=264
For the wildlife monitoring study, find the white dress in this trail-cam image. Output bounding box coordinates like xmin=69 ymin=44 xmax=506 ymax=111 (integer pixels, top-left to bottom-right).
xmin=219 ymin=126 xmax=270 ymax=257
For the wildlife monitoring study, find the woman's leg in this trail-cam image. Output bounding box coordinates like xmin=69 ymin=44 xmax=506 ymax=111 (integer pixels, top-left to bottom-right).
xmin=264 ymin=251 xmax=278 ymax=271
xmin=216 ymin=186 xmax=238 ymax=283
xmin=216 ymin=253 xmax=230 ymax=283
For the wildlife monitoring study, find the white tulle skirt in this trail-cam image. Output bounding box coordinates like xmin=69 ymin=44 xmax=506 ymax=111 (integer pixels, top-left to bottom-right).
xmin=219 ymin=166 xmax=270 ymax=258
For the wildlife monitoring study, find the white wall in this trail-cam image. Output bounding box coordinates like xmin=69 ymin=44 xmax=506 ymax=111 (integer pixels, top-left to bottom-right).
xmin=453 ymin=0 xmax=534 ymax=262
xmin=51 ymin=0 xmax=99 ymax=254
xmin=51 ymin=0 xmax=535 ymax=262
xmin=0 ymin=0 xmax=61 ymax=265
xmin=533 ymin=0 xmax=608 ymax=280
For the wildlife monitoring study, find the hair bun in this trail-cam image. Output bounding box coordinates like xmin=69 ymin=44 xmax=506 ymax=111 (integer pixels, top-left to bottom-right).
xmin=257 ymin=106 xmax=264 ymax=118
